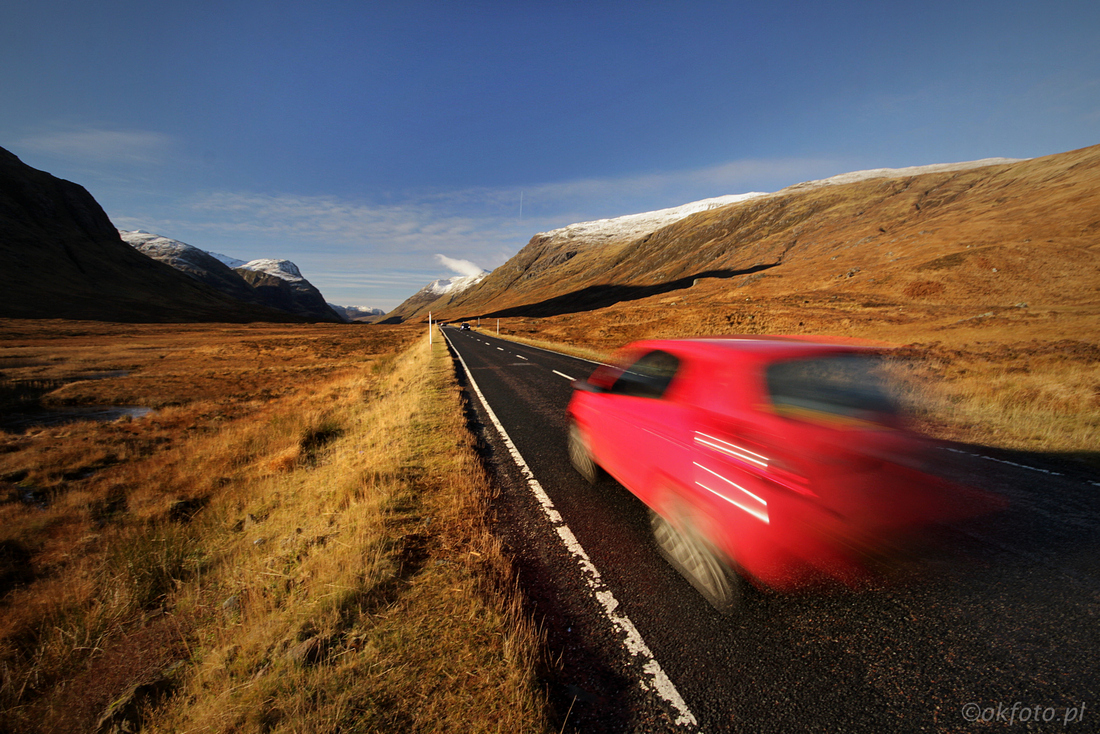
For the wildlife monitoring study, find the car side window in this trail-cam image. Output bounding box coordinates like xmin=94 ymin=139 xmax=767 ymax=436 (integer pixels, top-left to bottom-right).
xmin=609 ymin=350 xmax=681 ymax=399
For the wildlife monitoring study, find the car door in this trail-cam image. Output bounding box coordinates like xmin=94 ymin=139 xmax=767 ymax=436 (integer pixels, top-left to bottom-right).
xmin=589 ymin=349 xmax=692 ymax=508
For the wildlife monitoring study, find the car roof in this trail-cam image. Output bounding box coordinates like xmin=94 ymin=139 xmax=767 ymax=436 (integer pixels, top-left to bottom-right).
xmin=623 ymin=336 xmax=882 ymax=363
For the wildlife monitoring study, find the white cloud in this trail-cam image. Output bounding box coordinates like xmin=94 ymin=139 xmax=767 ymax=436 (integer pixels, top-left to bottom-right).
xmin=435 ymin=254 xmax=485 ymax=277
xmin=18 ymin=128 xmax=174 ymax=164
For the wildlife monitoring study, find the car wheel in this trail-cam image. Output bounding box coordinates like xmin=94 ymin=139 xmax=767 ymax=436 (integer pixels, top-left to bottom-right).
xmin=651 ymin=509 xmax=741 ymax=613
xmin=568 ymin=421 xmax=600 ymax=484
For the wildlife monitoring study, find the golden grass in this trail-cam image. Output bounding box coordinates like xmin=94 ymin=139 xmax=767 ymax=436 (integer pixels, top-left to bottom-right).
xmin=884 ymin=341 xmax=1100 ymax=457
xmin=0 ymin=321 xmax=548 ymax=733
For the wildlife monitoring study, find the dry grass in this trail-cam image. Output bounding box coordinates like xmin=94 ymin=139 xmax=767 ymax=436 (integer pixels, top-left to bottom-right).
xmin=0 ymin=320 xmax=548 ymax=733
xmin=883 ymin=340 xmax=1100 ymax=457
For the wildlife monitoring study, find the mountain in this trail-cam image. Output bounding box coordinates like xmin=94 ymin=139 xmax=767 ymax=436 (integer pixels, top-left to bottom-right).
xmin=328 ymin=304 xmax=386 ymax=322
xmin=120 ymin=230 xmax=342 ymax=322
xmin=430 ymin=147 xmax=1098 ymax=326
xmin=0 ymin=146 xmax=296 ymax=323
xmin=382 ymin=270 xmax=489 ymax=323
xmin=119 ymin=230 xmax=268 ymax=306
xmin=230 ymin=261 xmax=342 ymax=322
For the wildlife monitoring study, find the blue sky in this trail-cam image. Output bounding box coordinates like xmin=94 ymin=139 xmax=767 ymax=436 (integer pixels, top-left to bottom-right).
xmin=3 ymin=1 xmax=1097 ymax=310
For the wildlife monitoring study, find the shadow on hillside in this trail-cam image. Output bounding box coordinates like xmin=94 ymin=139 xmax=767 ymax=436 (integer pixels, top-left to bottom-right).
xmin=482 ymin=264 xmax=778 ymax=319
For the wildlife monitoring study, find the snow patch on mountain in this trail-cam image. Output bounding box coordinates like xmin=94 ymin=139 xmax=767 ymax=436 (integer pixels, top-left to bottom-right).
xmin=785 ymin=158 xmax=1025 ymax=191
xmin=118 ymin=230 xmax=212 ymax=269
xmin=121 ymin=230 xmax=306 ymax=283
xmin=210 ymin=252 xmax=246 ymax=269
xmin=427 ymin=271 xmax=489 ymax=296
xmin=532 ymin=158 xmax=1025 ymax=248
xmin=536 ymin=193 xmax=766 ymax=243
xmin=238 ymin=258 xmax=304 ymax=282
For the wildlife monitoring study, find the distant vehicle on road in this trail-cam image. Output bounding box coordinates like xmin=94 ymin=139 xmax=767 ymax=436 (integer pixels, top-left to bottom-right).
xmin=460 ymin=323 xmax=471 ymax=330
xmin=566 ymin=336 xmax=1002 ymax=611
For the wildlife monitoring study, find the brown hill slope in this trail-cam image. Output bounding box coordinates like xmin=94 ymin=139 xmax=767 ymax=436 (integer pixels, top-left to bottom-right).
xmin=437 ymin=145 xmax=1099 ymax=326
xmin=436 ymin=145 xmax=1099 ymax=455
xmin=0 ymin=147 xmax=299 ymax=322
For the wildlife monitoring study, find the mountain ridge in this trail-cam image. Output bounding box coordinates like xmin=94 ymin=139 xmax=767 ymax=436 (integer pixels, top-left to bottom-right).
xmin=427 ymin=145 xmax=1098 ymax=332
xmin=0 ymin=146 xmax=298 ymax=323
xmin=382 ymin=269 xmax=489 ymax=323
xmin=119 ymin=229 xmax=342 ymax=322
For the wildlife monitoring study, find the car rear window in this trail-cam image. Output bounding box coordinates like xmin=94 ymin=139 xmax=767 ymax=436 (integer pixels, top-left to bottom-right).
xmin=766 ymin=354 xmax=897 ymax=419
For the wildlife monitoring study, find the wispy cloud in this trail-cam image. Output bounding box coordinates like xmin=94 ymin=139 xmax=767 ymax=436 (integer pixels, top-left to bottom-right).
xmin=184 ymin=155 xmax=836 ymax=254
xmin=435 ymin=254 xmax=485 ymax=277
xmin=18 ymin=128 xmax=174 ymax=164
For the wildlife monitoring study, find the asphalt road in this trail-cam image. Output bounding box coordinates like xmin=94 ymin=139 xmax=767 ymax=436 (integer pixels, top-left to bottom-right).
xmin=442 ymin=325 xmax=1100 ymax=733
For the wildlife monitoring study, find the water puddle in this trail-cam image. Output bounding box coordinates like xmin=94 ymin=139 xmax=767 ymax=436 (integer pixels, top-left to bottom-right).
xmin=0 ymin=370 xmax=149 ymax=431
xmin=75 ymin=370 xmax=131 ymax=381
xmin=1 ymin=406 xmax=153 ymax=431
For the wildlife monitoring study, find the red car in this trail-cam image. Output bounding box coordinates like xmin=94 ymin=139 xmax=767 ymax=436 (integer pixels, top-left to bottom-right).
xmin=566 ymin=336 xmax=1000 ymax=611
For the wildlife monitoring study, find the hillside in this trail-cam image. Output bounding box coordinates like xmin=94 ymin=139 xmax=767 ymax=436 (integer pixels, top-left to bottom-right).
xmin=431 ymin=145 xmax=1099 ymax=345
xmin=383 ymin=271 xmax=489 ymax=323
xmin=0 ymin=147 xmax=298 ymax=323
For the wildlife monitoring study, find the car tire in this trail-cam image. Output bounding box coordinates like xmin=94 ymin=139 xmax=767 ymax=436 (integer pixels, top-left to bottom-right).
xmin=651 ymin=509 xmax=741 ymax=613
xmin=568 ymin=421 xmax=601 ymax=484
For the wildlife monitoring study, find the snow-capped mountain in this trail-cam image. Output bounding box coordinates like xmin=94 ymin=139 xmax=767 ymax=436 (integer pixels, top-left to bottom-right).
xmin=425 ymin=271 xmax=489 ymax=296
xmin=238 ymin=258 xmax=306 ymax=282
xmin=382 ymin=269 xmax=489 ymax=322
xmin=122 ymin=230 xmax=226 ymax=271
xmin=328 ymin=304 xmax=385 ymax=322
xmin=784 ymin=157 xmax=1023 ymax=191
xmin=535 ymin=194 xmax=766 ymax=245
xmin=438 ymin=153 xmax=1044 ymax=320
xmin=209 ymin=252 xmax=246 ymax=269
xmin=119 ymin=229 xmax=342 ymax=322
xmin=119 ymin=230 xmax=269 ymax=306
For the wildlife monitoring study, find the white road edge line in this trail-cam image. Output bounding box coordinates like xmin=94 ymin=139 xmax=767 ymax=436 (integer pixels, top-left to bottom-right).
xmin=443 ymin=331 xmax=698 ymax=729
xmin=552 ymin=370 xmax=576 ymax=381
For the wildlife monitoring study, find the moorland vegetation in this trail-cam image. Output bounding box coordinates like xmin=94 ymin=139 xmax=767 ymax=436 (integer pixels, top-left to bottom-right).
xmin=0 ymin=321 xmax=547 ymax=733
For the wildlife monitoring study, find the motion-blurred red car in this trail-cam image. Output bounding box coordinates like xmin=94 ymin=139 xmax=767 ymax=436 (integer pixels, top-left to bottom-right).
xmin=566 ymin=336 xmax=1000 ymax=611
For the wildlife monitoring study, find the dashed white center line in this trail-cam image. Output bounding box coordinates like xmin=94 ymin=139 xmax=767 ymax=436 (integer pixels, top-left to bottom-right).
xmin=553 ymin=370 xmax=575 ymax=381
xmin=497 ymin=347 xmax=504 ymax=351
xmin=517 ymin=355 xmax=528 ymax=360
xmin=938 ymin=446 xmax=1064 ymax=477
